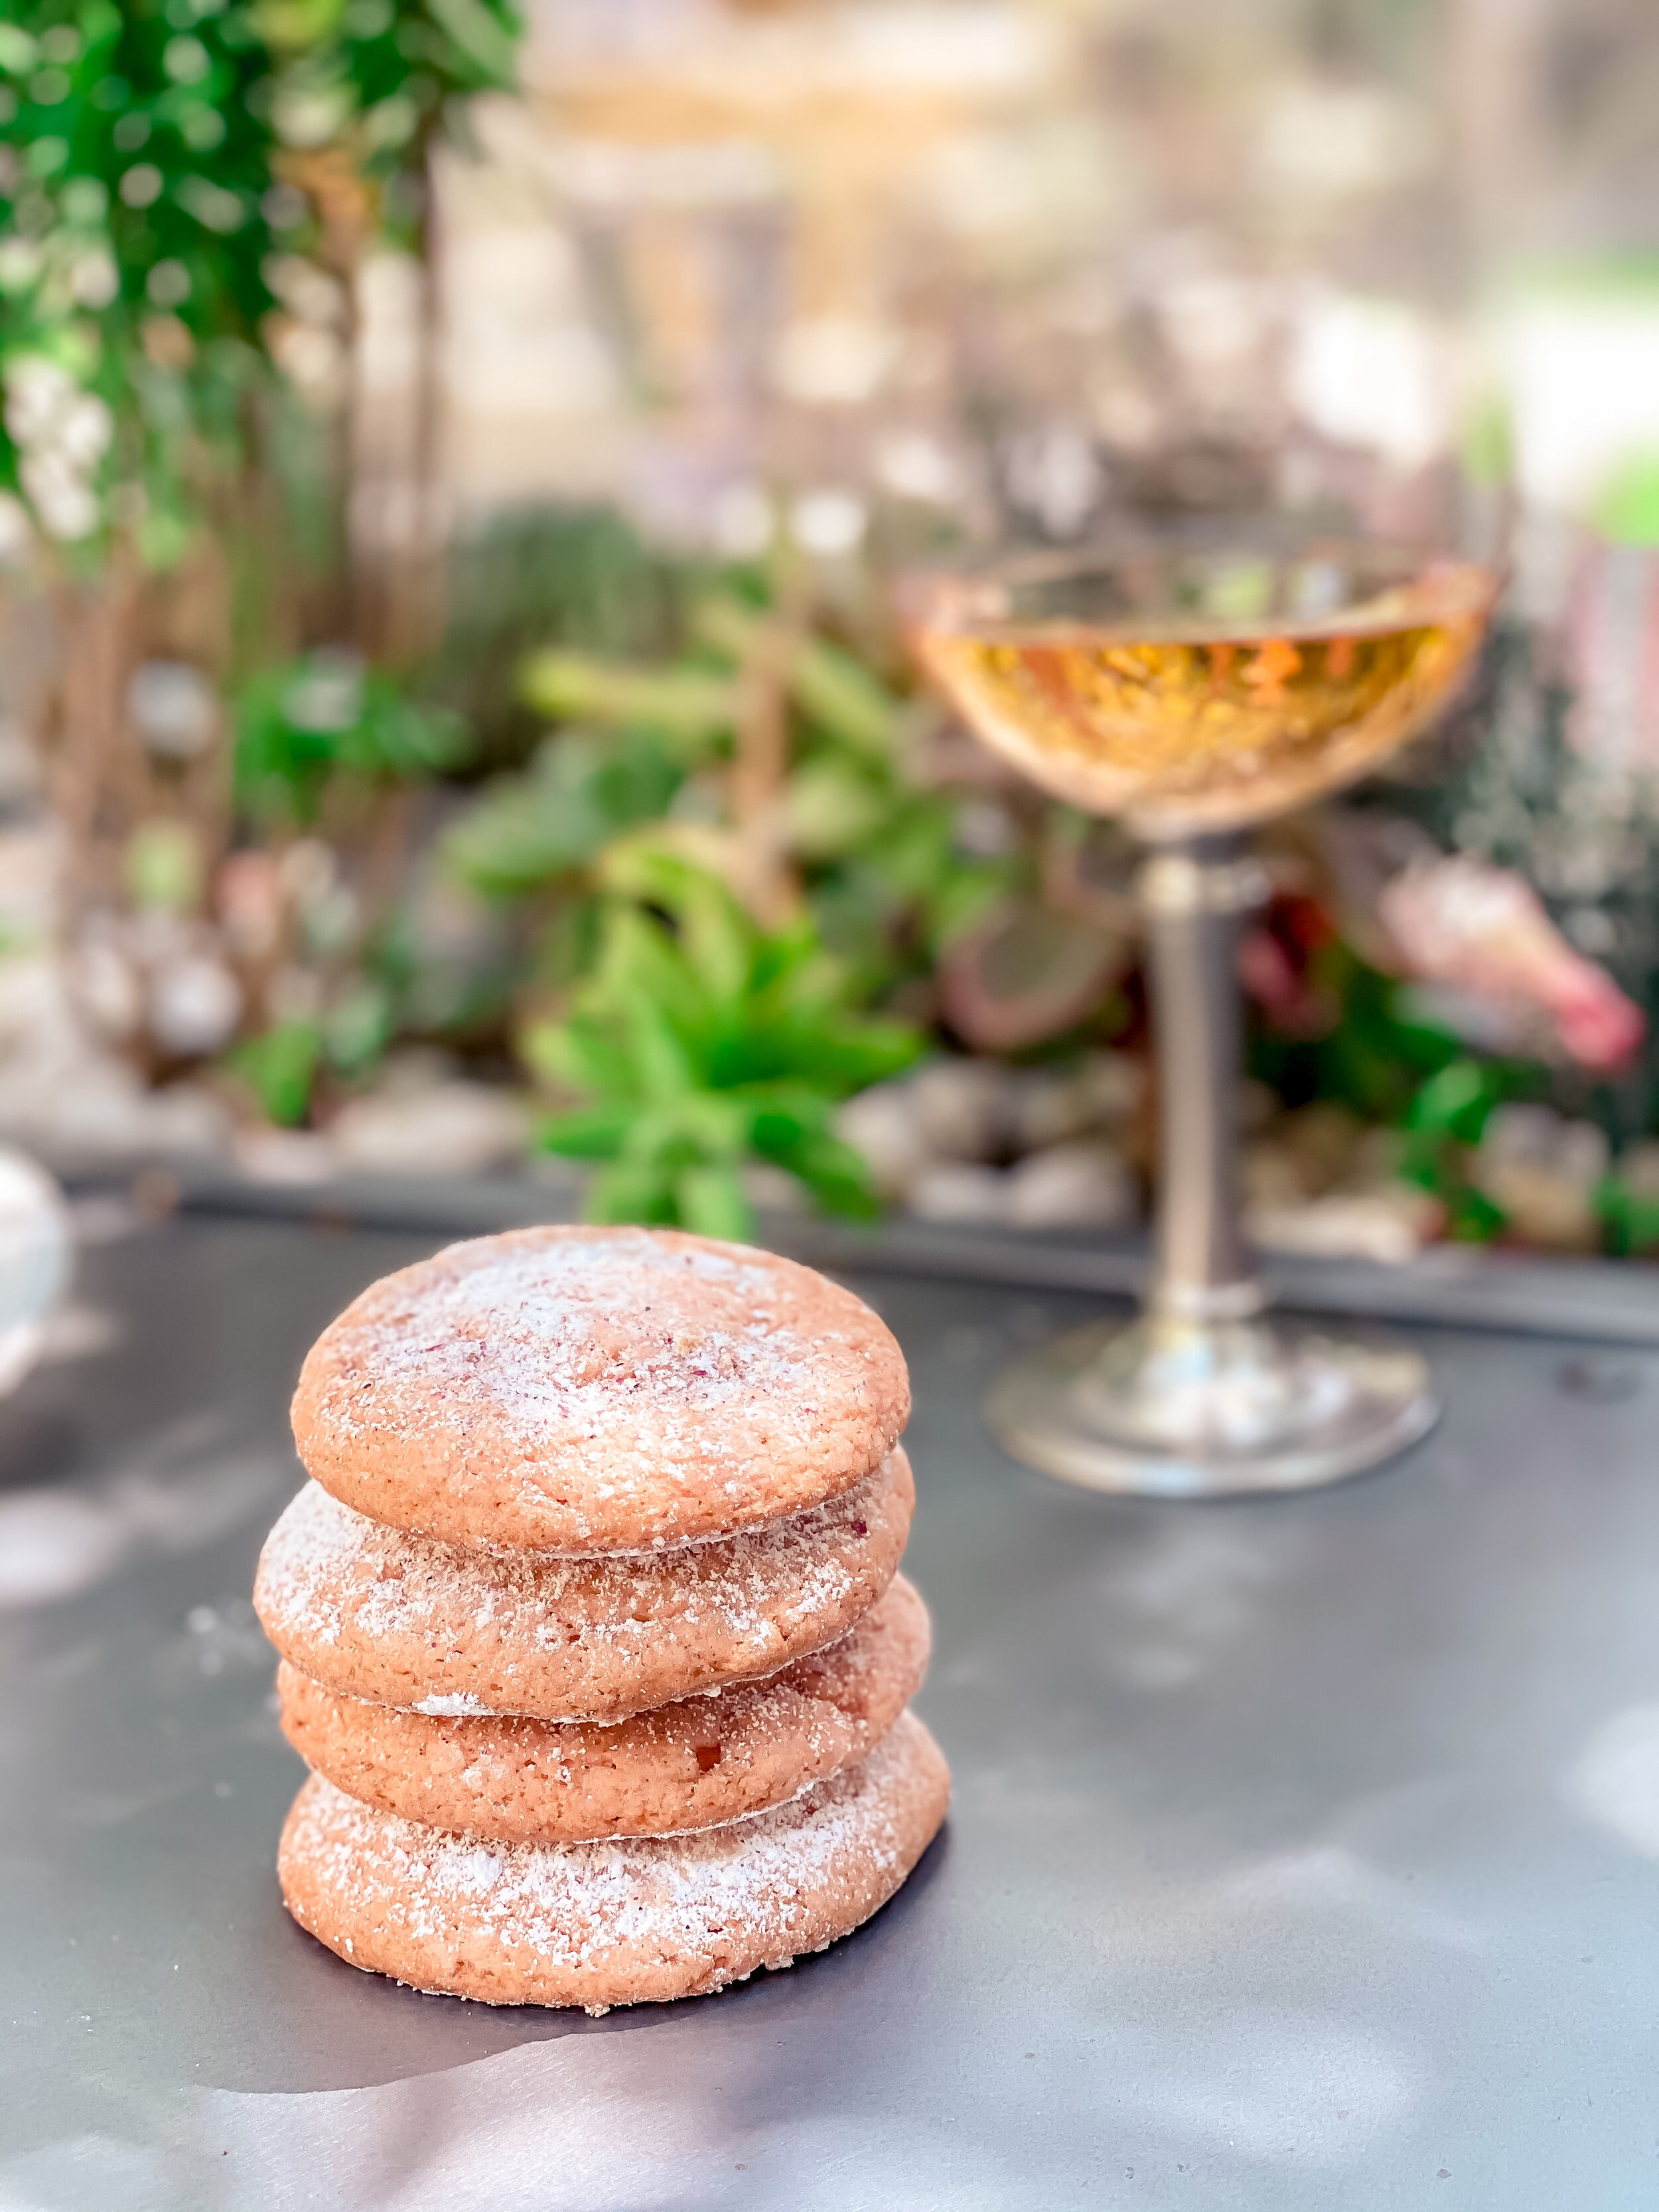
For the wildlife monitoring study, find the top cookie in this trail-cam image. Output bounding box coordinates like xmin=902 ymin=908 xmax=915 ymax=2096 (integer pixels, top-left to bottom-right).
xmin=290 ymin=1226 xmax=909 ymax=1552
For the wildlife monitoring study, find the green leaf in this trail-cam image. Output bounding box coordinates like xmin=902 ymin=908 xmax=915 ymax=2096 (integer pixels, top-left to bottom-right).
xmin=518 ymin=650 xmax=737 ymax=752
xmin=1404 ymin=1058 xmax=1502 ymax=1145
xmin=618 ymin=1091 xmax=745 ymax=1167
xmin=586 ymin=1159 xmax=676 ymax=1226
xmin=324 ymin=977 xmax=392 ymax=1074
xmin=1448 ymin=1183 xmax=1508 ymax=1243
xmin=685 ymin=902 xmax=753 ymax=1017
xmin=532 ymin=857 xmax=921 ymax=1232
xmin=618 ymin=986 xmax=698 ymax=1102
xmin=755 ymin=1126 xmax=880 ymax=1220
xmin=786 ymin=757 xmax=893 ymax=861
xmin=1593 ymin=451 xmax=1659 ymax=548
xmin=426 ymin=0 xmax=521 ymax=84
xmin=694 ymin=595 xmax=901 ymax=761
xmin=746 ymin=1086 xmax=830 ymax=1149
xmin=232 ymin=656 xmax=472 ymax=825
xmin=538 ymin=1101 xmax=635 ymax=1159
xmin=596 ymin=905 xmax=703 ymax=1030
xmin=790 ymin=636 xmax=902 ymax=761
xmin=1596 ymin=1175 xmax=1659 ymax=1256
xmin=123 ymin=820 xmax=204 ymax=913
xmin=227 ymin=1019 xmax=321 ymax=1127
xmin=520 ymin=1016 xmax=634 ymax=1098
xmin=674 ymin=1163 xmax=753 ymax=1241
xmin=445 ymin=730 xmax=681 ymax=899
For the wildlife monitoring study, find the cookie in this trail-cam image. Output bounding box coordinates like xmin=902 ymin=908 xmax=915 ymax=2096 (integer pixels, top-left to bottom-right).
xmin=277 ymin=1573 xmax=930 ymax=1844
xmin=278 ymin=1709 xmax=950 ymax=2010
xmin=291 ymin=1226 xmax=910 ymax=1553
xmin=254 ymin=1449 xmax=913 ymax=1723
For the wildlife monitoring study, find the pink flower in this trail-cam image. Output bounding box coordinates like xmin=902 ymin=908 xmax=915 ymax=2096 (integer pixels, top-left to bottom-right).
xmin=1551 ymin=967 xmax=1647 ymax=1071
xmin=216 ymin=849 xmax=283 ymax=963
xmin=1378 ymin=856 xmax=1644 ymax=1074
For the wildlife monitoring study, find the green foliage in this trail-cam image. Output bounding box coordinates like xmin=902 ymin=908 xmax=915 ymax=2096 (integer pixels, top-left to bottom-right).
xmin=421 ymin=506 xmax=695 ymax=770
xmin=1396 ymin=1055 xmax=1518 ymax=1241
xmin=234 ymin=648 xmax=470 ymax=824
xmin=1597 ymin=1175 xmax=1659 ymax=1257
xmin=122 ymin=817 xmax=204 ymax=912
xmin=0 ymin=0 xmax=523 ymax=567
xmin=1348 ymin=618 xmax=1659 ymax=1149
xmin=518 ymin=650 xmax=737 ymax=753
xmin=1252 ymin=942 xmax=1538 ymax=1242
xmin=695 ymin=595 xmax=902 ymax=763
xmin=445 ymin=727 xmax=683 ymax=900
xmin=253 ymin=0 xmax=520 ymax=244
xmin=1253 ymin=946 xmax=1465 ymax=1125
xmin=526 ymin=850 xmax=923 ymax=1238
xmin=322 ymin=972 xmax=394 ymax=1072
xmin=228 ymin=1016 xmax=322 ymax=1126
xmin=1593 ymin=453 xmax=1659 ymax=549
xmin=818 ymin=786 xmax=1015 ymax=987
xmin=0 ymin=0 xmax=280 ymax=563
xmin=482 ymin=581 xmax=1021 ymax=1012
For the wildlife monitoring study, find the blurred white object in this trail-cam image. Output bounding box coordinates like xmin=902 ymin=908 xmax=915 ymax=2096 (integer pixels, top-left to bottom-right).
xmin=330 ymin=1082 xmax=528 ymax=1178
xmin=773 ymin=321 xmax=894 ymax=407
xmin=1481 ymin=1104 xmax=1609 ymax=1185
xmin=909 ymin=1059 xmax=1018 ymax=1163
xmin=0 ymin=1489 xmax=125 ymax=1607
xmin=0 ymin=1148 xmax=71 ymax=1394
xmin=1472 ymin=1104 xmax=1609 ymax=1252
xmin=1563 ymin=1704 xmax=1659 ymax=1860
xmin=149 ymin=954 xmax=243 ymax=1057
xmin=1005 ymin=1140 xmax=1137 ymax=1232
xmin=1496 ymin=293 xmax=1659 ymax=515
xmin=1287 ymin=290 xmax=1449 ymax=471
xmin=1248 ymin=1189 xmax=1436 ymax=1266
xmin=834 ymin=1081 xmax=933 ymax=1203
xmin=788 ymin=488 xmax=867 ymax=559
xmin=127 ymin=662 xmax=218 ymax=761
xmin=0 ymin=490 xmax=32 ymax=565
xmin=1258 ymin=82 xmax=1431 ymax=202
xmin=0 ymin=953 xmax=231 ymax=1164
xmin=908 ymin=1160 xmax=1012 ymax=1226
xmin=235 ymin=1128 xmax=338 ymax=1185
xmin=741 ymin=1162 xmax=807 ymax=1215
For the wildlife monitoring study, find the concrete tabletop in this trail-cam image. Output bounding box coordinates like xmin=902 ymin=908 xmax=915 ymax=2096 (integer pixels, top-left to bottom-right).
xmin=4 ymin=1207 xmax=1658 ymax=2210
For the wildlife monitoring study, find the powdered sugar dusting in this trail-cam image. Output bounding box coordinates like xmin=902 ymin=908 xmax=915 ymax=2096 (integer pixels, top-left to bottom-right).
xmin=283 ymin=1711 xmax=946 ymax=2002
xmin=360 ymin=1238 xmax=806 ymax=1426
xmin=291 ymin=1226 xmax=910 ymax=1552
xmin=253 ymin=1450 xmax=912 ymax=1722
xmin=275 ymin=1576 xmax=930 ymax=1846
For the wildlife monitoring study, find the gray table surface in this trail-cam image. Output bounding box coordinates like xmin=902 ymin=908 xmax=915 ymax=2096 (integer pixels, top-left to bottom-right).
xmin=4 ymin=1207 xmax=1659 ymax=2211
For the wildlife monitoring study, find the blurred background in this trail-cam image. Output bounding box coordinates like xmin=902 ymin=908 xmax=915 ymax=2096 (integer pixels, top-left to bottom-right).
xmin=4 ymin=0 xmax=1659 ymax=1305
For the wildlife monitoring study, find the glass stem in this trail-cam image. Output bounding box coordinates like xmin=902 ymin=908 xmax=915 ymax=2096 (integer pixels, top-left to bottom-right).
xmin=1139 ymin=833 xmax=1269 ymax=1323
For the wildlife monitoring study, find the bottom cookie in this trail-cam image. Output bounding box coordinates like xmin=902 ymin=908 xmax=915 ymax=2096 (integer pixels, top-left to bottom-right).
xmin=278 ymin=1710 xmax=949 ymax=2011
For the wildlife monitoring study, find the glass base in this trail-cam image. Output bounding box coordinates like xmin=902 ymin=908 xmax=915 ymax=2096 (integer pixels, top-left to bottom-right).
xmin=985 ymin=1312 xmax=1438 ymax=1499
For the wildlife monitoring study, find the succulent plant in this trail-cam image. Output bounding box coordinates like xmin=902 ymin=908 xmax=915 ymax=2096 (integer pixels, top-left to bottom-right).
xmin=526 ymin=848 xmax=923 ymax=1239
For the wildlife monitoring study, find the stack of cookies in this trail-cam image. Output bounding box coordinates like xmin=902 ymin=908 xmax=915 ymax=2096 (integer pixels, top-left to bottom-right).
xmin=253 ymin=1224 xmax=949 ymax=2012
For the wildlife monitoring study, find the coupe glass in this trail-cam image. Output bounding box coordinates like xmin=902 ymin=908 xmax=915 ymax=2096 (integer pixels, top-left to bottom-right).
xmin=912 ymin=531 xmax=1496 ymax=1497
